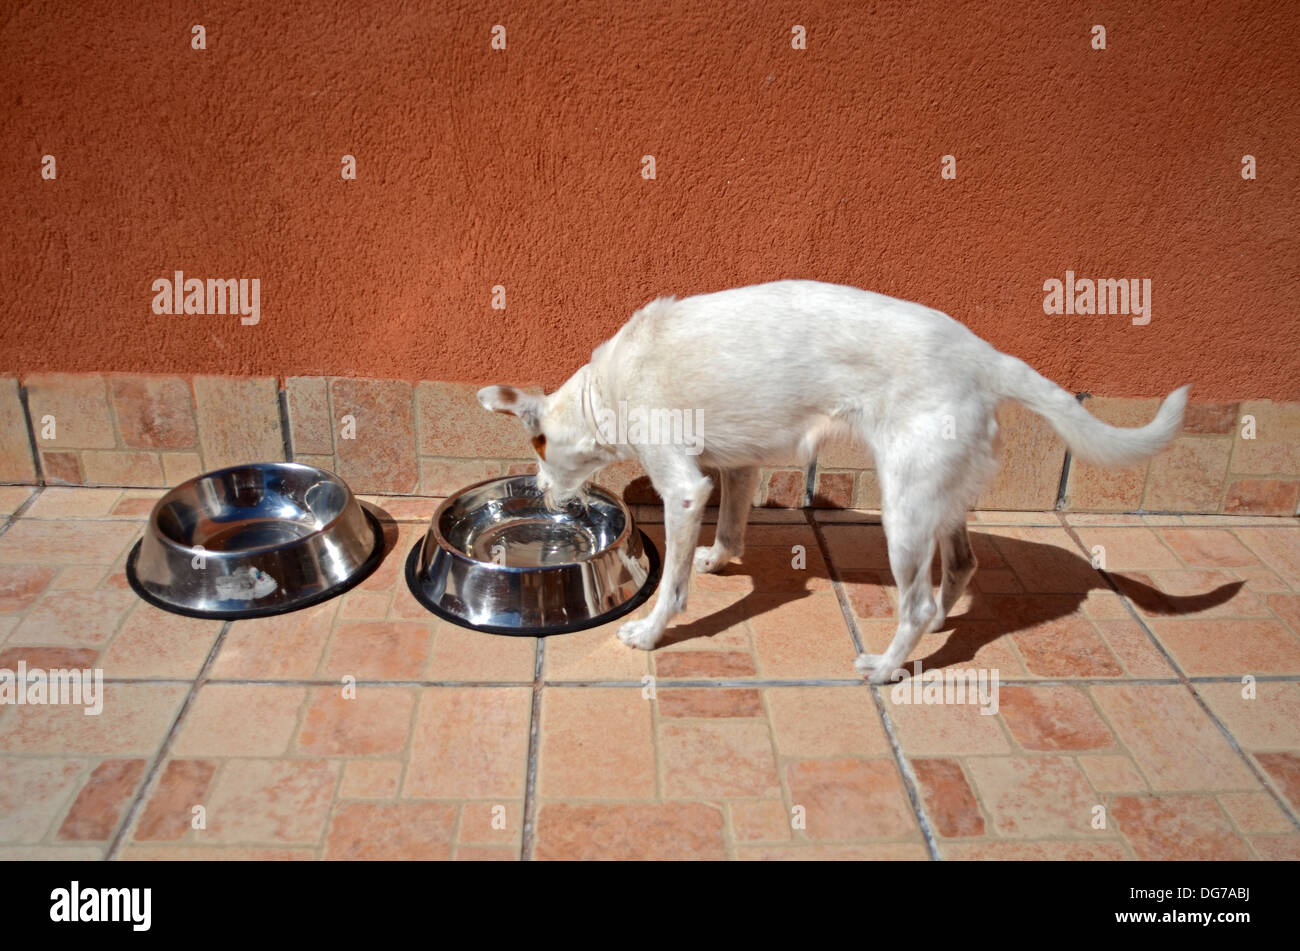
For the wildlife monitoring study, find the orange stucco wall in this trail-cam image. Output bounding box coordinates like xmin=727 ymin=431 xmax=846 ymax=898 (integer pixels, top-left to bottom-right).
xmin=2 ymin=1 xmax=1297 ymax=399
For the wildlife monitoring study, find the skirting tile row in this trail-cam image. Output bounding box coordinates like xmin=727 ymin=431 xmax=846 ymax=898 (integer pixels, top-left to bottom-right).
xmin=1 ymin=372 xmax=1297 ymax=514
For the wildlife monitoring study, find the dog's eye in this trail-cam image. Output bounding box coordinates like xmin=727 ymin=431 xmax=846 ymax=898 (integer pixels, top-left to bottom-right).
xmin=531 ymin=434 xmax=547 ymax=460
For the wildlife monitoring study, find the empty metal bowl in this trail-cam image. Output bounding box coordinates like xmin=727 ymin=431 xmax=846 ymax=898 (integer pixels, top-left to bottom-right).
xmin=127 ymin=462 xmax=385 ymax=619
xmin=405 ymin=475 xmax=660 ymax=635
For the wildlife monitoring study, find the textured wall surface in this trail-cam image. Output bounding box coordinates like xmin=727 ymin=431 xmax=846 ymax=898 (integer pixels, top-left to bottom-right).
xmin=2 ymin=0 xmax=1297 ymax=398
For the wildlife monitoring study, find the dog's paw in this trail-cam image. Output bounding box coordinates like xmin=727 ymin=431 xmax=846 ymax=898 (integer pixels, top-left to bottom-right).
xmin=617 ymin=617 xmax=662 ymax=651
xmin=854 ymin=653 xmax=900 ymax=685
xmin=692 ymin=545 xmax=730 ymax=574
xmin=853 ymin=652 xmax=886 ymax=674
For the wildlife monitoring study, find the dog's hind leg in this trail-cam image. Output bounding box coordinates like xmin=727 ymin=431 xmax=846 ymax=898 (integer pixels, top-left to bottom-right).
xmin=931 ymin=520 xmax=976 ymax=633
xmin=695 ymin=466 xmax=759 ymax=573
xmin=618 ymin=455 xmax=712 ymax=650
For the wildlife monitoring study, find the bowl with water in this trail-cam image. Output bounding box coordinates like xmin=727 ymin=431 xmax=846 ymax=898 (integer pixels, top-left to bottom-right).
xmin=405 ymin=475 xmax=660 ymax=635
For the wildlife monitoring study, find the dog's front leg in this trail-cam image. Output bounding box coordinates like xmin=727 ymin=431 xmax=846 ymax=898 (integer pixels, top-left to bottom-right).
xmin=617 ymin=468 xmax=711 ymax=651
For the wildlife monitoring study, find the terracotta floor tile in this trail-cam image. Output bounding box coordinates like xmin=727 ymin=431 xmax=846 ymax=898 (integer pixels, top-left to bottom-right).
xmin=1073 ymin=527 xmax=1182 ymax=571
xmin=964 ymin=755 xmax=1102 ymax=837
xmin=537 ymin=687 xmax=654 ymax=799
xmin=657 ymin=687 xmax=763 ymax=718
xmin=1157 ymin=528 xmax=1262 ymax=568
xmin=172 ymin=685 xmax=306 ymax=757
xmin=1111 ymin=795 xmax=1251 ymax=860
xmin=1011 ymin=615 xmax=1124 ymax=678
xmin=0 ymin=564 xmax=57 ymax=612
xmin=404 ymin=687 xmax=531 ymax=799
xmin=56 ymin=758 xmax=146 ymax=841
xmin=765 ymin=685 xmax=888 ymax=757
xmin=1216 ymin=790 xmax=1294 ymax=834
xmin=1149 ymin=618 xmax=1300 ymax=675
xmin=338 ymin=589 xmax=391 ymax=619
xmin=1090 ymin=685 xmax=1256 ymax=791
xmin=819 ymin=525 xmax=891 ymax=572
xmin=785 ymin=759 xmax=916 ymax=839
xmin=0 ymin=845 xmax=106 ymax=860
xmin=134 ymin=759 xmax=217 ymax=841
xmin=984 ymin=527 xmax=1102 ymax=593
xmin=23 ymin=488 xmax=123 ymax=519
xmin=0 ymin=757 xmax=88 ymax=843
xmin=729 ymin=800 xmax=793 ymax=842
xmin=747 ymin=594 xmax=857 ymax=678
xmin=324 ymin=801 xmax=455 ymax=859
xmin=839 ymin=571 xmax=896 ymax=618
xmin=1269 ymin=593 xmax=1300 ymax=634
xmin=338 ymin=760 xmax=403 ymax=799
xmin=998 ymin=686 xmax=1114 ymax=751
xmin=1233 ymin=528 xmax=1300 ymax=588
xmin=209 ymin=601 xmax=337 ymax=680
xmin=940 ymin=840 xmax=1130 ymax=860
xmin=1255 ymin=752 xmax=1300 ymax=812
xmin=118 ymin=845 xmax=314 ymax=860
xmin=1195 ymin=681 xmax=1300 ymax=749
xmin=736 ymin=842 xmax=930 ymax=860
xmin=655 ymin=591 xmax=753 ymax=651
xmin=98 ymin=603 xmax=221 ymax=678
xmin=48 ymin=564 xmax=110 ymax=591
xmin=1078 ymin=754 xmax=1149 ymax=793
xmin=883 ymin=692 xmax=1011 ymax=755
xmin=653 ymin=649 xmax=756 ymax=679
xmin=1251 ymin=835 xmax=1300 ymax=859
xmin=0 ymin=519 xmax=140 ymax=564
xmin=0 ymin=646 xmax=98 ymax=669
xmin=319 ymin=619 xmax=432 ymax=681
xmin=1114 ymin=568 xmax=1269 ymax=620
xmin=458 ymin=801 xmax=523 ymax=845
xmin=12 ymin=588 xmax=137 ymax=645
xmin=700 ymin=545 xmax=831 ymax=595
xmin=911 ymin=758 xmax=984 ymax=837
xmin=1092 ymin=618 xmax=1174 ymax=677
xmin=659 ymin=719 xmax=780 ymax=798
xmin=0 ymin=487 xmax=34 ymax=517
xmin=0 ymin=683 xmax=186 ymax=755
xmin=427 ymin=624 xmax=535 ymax=682
xmin=542 ymin=621 xmax=650 ymax=682
xmin=204 ymin=758 xmax=339 ymax=844
xmin=455 ymin=844 xmax=517 ymax=860
xmin=533 ymin=802 xmax=726 ymax=860
xmin=295 ymin=686 xmax=415 ymax=755
xmin=900 ymin=622 xmax=1031 ymax=679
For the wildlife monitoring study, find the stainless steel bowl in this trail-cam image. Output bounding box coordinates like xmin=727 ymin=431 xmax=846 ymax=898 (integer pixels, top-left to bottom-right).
xmin=405 ymin=475 xmax=660 ymax=635
xmin=127 ymin=462 xmax=385 ymax=619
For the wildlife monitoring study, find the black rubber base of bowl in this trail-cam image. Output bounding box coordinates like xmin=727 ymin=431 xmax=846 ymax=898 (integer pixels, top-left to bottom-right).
xmin=125 ymin=509 xmax=387 ymax=621
xmin=404 ymin=530 xmax=662 ymax=637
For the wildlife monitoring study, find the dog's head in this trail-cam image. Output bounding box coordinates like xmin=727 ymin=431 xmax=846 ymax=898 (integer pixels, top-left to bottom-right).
xmin=477 ymin=377 xmax=611 ymax=506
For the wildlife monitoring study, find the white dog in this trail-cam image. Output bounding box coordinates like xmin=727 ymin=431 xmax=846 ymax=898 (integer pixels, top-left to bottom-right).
xmin=479 ymin=280 xmax=1188 ymax=684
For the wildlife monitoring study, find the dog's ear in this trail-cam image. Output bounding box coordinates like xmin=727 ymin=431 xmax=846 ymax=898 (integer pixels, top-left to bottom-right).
xmin=477 ymin=385 xmax=542 ymax=433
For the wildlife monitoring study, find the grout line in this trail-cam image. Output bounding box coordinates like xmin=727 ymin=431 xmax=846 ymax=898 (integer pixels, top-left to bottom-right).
xmin=803 ymin=508 xmax=941 ymax=860
xmin=519 ymin=636 xmax=545 ymax=861
xmin=867 ymin=683 xmax=942 ymax=860
xmin=277 ymin=387 xmax=294 ymax=461
xmin=1055 ymin=512 xmax=1300 ymax=832
xmin=105 ymin=620 xmax=232 ymax=860
xmin=0 ymin=485 xmax=44 ymax=540
xmin=16 ymin=383 xmax=45 ymax=486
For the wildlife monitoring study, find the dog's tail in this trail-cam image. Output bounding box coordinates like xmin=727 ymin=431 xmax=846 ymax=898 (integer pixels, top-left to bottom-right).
xmin=990 ymin=353 xmax=1189 ymax=468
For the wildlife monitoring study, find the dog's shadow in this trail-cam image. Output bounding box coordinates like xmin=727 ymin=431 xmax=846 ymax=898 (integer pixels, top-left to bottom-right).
xmin=653 ymin=525 xmax=1243 ymax=666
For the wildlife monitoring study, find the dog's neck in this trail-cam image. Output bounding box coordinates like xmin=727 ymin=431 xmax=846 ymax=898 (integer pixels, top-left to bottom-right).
xmin=576 ymin=362 xmax=626 ymax=459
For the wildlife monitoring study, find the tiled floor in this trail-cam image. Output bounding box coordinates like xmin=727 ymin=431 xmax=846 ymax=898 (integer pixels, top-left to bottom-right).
xmin=1 ymin=486 xmax=1299 ymax=860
